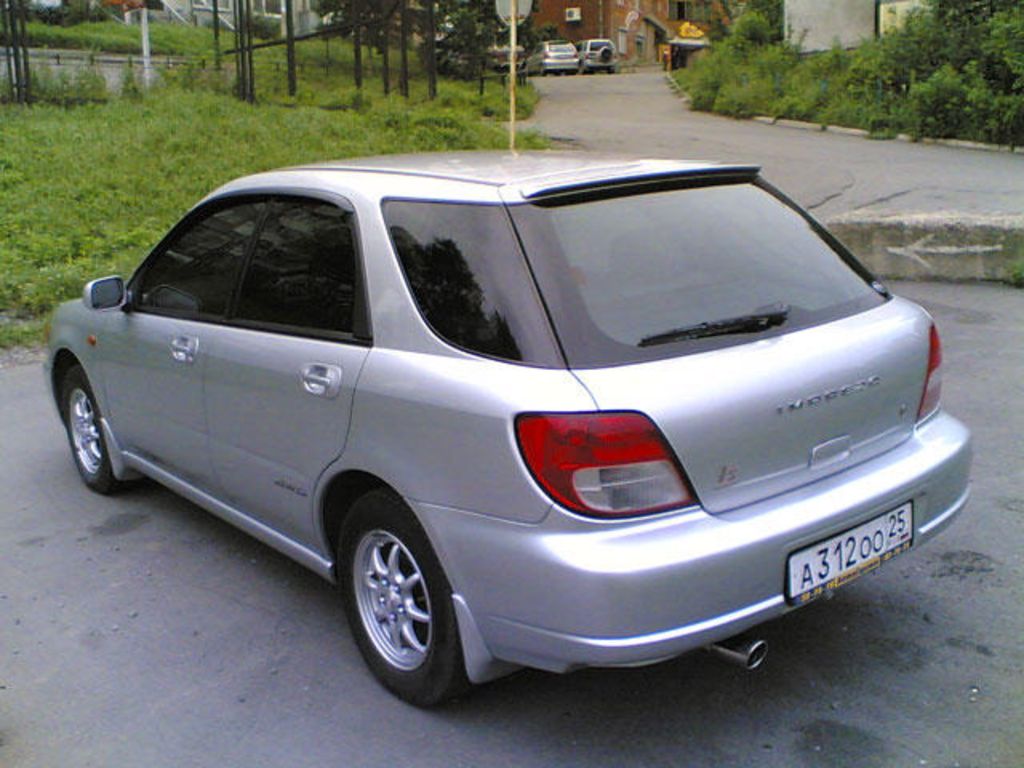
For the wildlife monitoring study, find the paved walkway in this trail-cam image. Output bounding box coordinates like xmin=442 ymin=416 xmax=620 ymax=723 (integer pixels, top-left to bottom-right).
xmin=526 ymin=70 xmax=1024 ymax=280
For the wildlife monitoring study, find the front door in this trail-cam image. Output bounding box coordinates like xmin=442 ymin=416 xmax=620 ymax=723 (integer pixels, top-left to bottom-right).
xmin=102 ymin=199 xmax=266 ymax=490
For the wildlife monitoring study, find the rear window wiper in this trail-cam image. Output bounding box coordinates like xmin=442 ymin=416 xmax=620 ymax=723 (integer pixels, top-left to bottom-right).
xmin=638 ymin=303 xmax=790 ymax=347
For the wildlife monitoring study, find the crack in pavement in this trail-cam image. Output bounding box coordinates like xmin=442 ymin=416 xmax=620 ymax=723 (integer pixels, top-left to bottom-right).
xmin=806 ymin=178 xmax=855 ymax=211
xmin=851 ymin=188 xmax=915 ymax=211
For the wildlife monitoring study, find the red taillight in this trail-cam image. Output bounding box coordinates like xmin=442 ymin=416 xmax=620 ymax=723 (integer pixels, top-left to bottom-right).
xmin=917 ymin=324 xmax=943 ymax=422
xmin=515 ymin=412 xmax=695 ymax=517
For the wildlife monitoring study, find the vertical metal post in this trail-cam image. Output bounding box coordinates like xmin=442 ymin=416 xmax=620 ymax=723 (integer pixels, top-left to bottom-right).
xmin=232 ymin=0 xmax=245 ymax=99
xmin=381 ymin=15 xmax=389 ymax=95
xmin=140 ymin=6 xmax=152 ymax=87
xmin=212 ymin=0 xmax=221 ymax=69
xmin=399 ymin=0 xmax=408 ymax=97
xmin=352 ymin=0 xmax=362 ymax=89
xmin=284 ymin=0 xmax=296 ymax=96
xmin=508 ymin=0 xmax=516 ymax=152
xmin=2 ymin=0 xmax=16 ymax=103
xmin=17 ymin=0 xmax=29 ymax=103
xmin=244 ymin=0 xmax=255 ymax=101
xmin=425 ymin=0 xmax=436 ymax=99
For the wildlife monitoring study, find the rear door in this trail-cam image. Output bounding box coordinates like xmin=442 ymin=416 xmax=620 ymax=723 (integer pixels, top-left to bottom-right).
xmin=203 ymin=196 xmax=371 ymax=547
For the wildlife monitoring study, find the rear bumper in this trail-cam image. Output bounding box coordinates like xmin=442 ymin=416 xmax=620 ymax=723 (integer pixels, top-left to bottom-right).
xmin=416 ymin=411 xmax=971 ymax=676
xmin=540 ymin=60 xmax=579 ymax=73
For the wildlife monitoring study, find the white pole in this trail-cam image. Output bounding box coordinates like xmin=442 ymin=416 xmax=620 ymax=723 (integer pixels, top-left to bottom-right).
xmin=140 ymin=6 xmax=152 ymax=87
xmin=508 ymin=0 xmax=516 ymax=153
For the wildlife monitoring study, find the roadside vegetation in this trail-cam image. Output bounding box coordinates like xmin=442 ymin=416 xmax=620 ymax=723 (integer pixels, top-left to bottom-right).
xmin=675 ymin=0 xmax=1024 ymax=146
xmin=0 ymin=23 xmax=544 ymax=348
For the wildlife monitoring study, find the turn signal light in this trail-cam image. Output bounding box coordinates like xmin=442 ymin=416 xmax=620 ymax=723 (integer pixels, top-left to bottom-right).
xmin=515 ymin=412 xmax=695 ymax=517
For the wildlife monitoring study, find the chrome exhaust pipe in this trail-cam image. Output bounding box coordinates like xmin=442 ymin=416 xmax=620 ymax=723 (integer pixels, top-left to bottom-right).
xmin=706 ymin=637 xmax=768 ymax=671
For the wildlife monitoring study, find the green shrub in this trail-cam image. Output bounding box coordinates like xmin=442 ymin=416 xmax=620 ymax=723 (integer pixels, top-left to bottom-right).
xmin=909 ymin=64 xmax=970 ymax=139
xmin=985 ymin=8 xmax=1024 ymax=92
xmin=27 ymin=66 xmax=109 ymax=106
xmin=731 ymin=11 xmax=775 ymax=49
xmin=1007 ymin=260 xmax=1024 ymax=288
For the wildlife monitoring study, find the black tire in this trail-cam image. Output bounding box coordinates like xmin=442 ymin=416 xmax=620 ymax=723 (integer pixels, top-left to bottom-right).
xmin=60 ymin=365 xmax=122 ymax=494
xmin=599 ymin=47 xmax=612 ymax=63
xmin=340 ymin=489 xmax=470 ymax=706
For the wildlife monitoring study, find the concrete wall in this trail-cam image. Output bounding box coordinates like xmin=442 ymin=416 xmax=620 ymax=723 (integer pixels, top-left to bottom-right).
xmin=785 ymin=0 xmax=876 ymax=52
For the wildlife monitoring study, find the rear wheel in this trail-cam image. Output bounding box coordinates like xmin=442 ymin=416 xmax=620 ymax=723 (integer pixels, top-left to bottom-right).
xmin=60 ymin=365 xmax=122 ymax=494
xmin=340 ymin=489 xmax=469 ymax=706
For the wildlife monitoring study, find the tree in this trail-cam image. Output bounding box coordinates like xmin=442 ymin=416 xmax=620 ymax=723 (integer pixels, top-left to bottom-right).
xmin=434 ymin=0 xmax=500 ymax=79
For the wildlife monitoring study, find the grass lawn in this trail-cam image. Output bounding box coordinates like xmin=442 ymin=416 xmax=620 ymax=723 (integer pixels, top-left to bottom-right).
xmin=26 ymin=20 xmax=218 ymax=58
xmin=0 ymin=80 xmax=546 ymax=347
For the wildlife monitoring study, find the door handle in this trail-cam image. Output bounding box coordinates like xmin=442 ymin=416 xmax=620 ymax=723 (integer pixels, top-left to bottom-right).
xmin=170 ymin=335 xmax=198 ymax=364
xmin=300 ymin=363 xmax=342 ymax=399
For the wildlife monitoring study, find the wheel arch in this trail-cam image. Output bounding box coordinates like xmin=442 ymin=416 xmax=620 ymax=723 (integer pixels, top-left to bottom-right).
xmin=51 ymin=348 xmax=83 ymax=419
xmin=320 ymin=469 xmax=392 ymax=577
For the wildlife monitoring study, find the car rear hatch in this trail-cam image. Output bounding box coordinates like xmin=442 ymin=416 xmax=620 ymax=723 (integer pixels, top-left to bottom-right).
xmin=506 ymin=173 xmax=931 ymax=513
xmin=568 ymin=300 xmax=929 ymax=512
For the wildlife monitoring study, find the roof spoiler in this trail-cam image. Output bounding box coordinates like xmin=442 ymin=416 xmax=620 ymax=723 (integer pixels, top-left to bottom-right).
xmin=518 ymin=164 xmax=762 ymax=204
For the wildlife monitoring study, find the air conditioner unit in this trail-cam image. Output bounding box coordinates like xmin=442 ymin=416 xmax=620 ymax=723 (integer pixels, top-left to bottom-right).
xmin=565 ymin=7 xmax=582 ymax=22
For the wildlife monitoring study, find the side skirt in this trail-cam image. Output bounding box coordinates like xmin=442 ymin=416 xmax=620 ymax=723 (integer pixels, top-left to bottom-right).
xmin=122 ymin=450 xmax=335 ymax=581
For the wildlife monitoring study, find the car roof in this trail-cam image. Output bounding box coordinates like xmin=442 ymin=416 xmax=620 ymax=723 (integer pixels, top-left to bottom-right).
xmin=286 ymin=152 xmax=758 ymax=199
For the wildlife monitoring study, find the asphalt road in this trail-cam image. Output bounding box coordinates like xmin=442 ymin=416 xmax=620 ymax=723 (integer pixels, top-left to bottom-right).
xmin=526 ymin=70 xmax=1024 ymax=225
xmin=0 ymin=280 xmax=1021 ymax=768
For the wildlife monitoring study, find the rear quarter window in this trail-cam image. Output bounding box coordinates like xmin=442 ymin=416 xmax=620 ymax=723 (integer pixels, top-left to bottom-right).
xmin=383 ymin=201 xmax=561 ymax=367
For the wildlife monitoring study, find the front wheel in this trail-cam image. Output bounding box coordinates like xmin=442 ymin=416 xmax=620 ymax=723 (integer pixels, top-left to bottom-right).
xmin=340 ymin=489 xmax=469 ymax=706
xmin=60 ymin=365 xmax=122 ymax=494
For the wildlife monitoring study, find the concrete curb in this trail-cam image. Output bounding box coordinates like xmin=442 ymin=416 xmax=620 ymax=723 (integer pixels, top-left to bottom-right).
xmin=751 ymin=114 xmax=1024 ymax=155
xmin=826 ymin=214 xmax=1024 ymax=282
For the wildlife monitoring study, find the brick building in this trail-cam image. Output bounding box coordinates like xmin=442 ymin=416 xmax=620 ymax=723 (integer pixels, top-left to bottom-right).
xmin=532 ymin=0 xmax=676 ymax=62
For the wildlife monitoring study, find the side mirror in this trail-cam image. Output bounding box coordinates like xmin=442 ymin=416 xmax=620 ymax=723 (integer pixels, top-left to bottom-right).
xmin=83 ymin=276 xmax=126 ymax=311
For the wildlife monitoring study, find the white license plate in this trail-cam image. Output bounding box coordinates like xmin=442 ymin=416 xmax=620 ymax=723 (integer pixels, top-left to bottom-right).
xmin=787 ymin=503 xmax=913 ymax=604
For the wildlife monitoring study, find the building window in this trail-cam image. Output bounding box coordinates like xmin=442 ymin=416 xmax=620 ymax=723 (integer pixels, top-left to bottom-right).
xmin=671 ymin=1 xmax=710 ymax=23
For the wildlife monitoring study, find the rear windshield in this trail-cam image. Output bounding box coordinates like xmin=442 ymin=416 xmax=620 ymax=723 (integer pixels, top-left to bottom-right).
xmin=509 ymin=182 xmax=884 ymax=367
xmin=551 ymin=44 xmax=576 ymax=54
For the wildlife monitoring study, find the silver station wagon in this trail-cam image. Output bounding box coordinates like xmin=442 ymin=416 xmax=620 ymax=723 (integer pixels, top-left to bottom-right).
xmin=46 ymin=153 xmax=972 ymax=705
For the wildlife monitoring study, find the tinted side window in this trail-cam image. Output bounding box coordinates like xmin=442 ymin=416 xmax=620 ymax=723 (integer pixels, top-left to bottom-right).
xmin=384 ymin=201 xmax=560 ymax=366
xmin=234 ymin=200 xmax=357 ymax=335
xmin=138 ymin=201 xmax=264 ymax=317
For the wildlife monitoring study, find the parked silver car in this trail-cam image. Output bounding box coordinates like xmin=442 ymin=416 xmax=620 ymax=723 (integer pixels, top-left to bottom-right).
xmin=577 ymin=38 xmax=618 ymax=73
xmin=47 ymin=153 xmax=971 ymax=706
xmin=526 ymin=41 xmax=580 ymax=76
